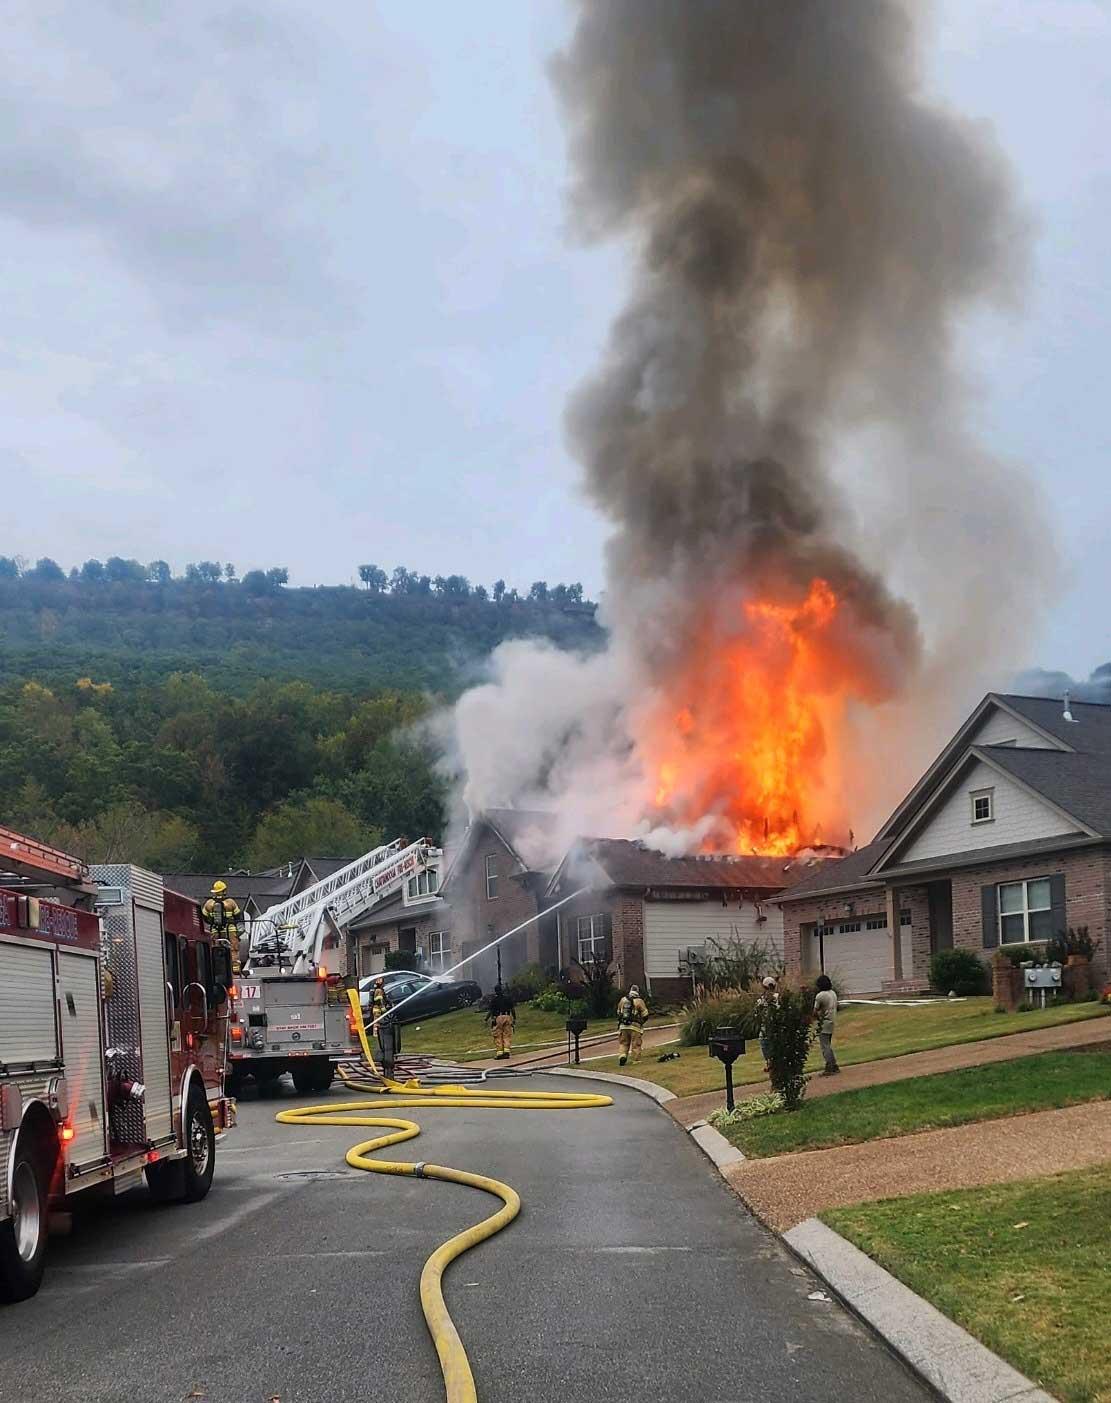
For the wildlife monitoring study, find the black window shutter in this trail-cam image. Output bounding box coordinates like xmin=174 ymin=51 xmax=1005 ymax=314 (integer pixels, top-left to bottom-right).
xmin=981 ymin=885 xmax=999 ymax=948
xmin=601 ymin=911 xmax=613 ymax=963
xmin=1049 ymin=873 xmax=1067 ymax=937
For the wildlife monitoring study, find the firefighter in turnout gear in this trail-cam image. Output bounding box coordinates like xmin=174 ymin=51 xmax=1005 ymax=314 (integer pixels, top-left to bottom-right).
xmin=485 ymin=984 xmax=516 ymax=1059
xmin=202 ymin=880 xmax=244 ymax=972
xmin=616 ymin=985 xmax=648 ymax=1065
xmin=370 ymin=977 xmax=401 ymax=1079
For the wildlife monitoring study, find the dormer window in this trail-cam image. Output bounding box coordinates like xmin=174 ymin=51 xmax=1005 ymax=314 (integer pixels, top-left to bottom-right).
xmin=971 ymin=789 xmax=994 ymax=824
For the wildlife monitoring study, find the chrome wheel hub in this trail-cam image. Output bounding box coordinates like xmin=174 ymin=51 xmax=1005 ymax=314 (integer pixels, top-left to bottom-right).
xmin=189 ymin=1109 xmax=210 ymax=1177
xmin=12 ymin=1161 xmax=41 ymax=1263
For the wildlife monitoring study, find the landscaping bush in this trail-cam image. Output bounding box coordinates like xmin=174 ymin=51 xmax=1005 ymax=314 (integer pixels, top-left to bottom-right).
xmin=506 ymin=962 xmax=548 ymax=1001
xmin=762 ymin=988 xmax=814 ymax=1110
xmin=385 ymin=950 xmax=422 ymax=972
xmin=690 ymin=933 xmax=784 ymax=994
xmin=679 ymin=992 xmax=755 ymax=1046
xmin=530 ymin=985 xmax=587 ymax=1018
xmin=929 ymin=947 xmax=989 ymax=996
xmin=575 ymin=955 xmax=619 ymax=1018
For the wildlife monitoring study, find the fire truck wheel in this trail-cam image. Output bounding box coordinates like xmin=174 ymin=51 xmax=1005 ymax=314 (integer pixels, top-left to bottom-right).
xmin=291 ymin=1062 xmax=334 ymax=1096
xmin=0 ymin=1142 xmax=49 ymax=1302
xmin=181 ymin=1092 xmax=216 ymax=1203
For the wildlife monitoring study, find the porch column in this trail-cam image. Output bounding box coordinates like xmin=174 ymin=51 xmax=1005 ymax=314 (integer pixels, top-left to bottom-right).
xmin=886 ymin=886 xmax=904 ymax=982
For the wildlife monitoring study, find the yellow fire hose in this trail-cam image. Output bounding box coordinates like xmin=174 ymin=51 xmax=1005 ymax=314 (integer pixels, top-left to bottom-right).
xmin=276 ymin=991 xmax=612 ymax=1403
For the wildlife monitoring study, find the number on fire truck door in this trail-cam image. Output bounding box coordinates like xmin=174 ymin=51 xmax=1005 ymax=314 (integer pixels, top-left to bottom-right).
xmin=57 ymin=952 xmax=107 ymax=1166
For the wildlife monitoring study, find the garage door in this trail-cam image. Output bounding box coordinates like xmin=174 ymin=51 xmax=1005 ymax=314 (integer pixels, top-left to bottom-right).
xmin=813 ymin=920 xmax=890 ymax=996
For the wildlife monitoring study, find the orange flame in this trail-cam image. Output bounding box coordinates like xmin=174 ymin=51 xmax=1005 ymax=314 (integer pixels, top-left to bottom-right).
xmin=645 ymin=577 xmax=854 ymax=855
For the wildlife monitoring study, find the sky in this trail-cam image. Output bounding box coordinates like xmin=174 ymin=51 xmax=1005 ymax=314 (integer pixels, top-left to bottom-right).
xmin=4 ymin=0 xmax=1110 ymax=678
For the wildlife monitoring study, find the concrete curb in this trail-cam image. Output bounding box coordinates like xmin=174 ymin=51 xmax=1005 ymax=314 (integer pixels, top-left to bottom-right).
xmin=686 ymin=1119 xmax=746 ymax=1168
xmin=547 ymin=1065 xmax=676 ymax=1105
xmin=784 ymin=1218 xmax=1056 ymax=1403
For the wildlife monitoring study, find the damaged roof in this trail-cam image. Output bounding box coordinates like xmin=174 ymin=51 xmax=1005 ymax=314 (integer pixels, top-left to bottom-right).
xmin=563 ymin=838 xmax=821 ymax=892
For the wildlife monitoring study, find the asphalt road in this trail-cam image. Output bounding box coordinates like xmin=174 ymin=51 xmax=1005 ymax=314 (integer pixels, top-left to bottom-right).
xmin=0 ymin=1075 xmax=931 ymax=1403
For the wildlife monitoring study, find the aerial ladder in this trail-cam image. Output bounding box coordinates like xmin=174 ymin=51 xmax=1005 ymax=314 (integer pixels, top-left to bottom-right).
xmin=227 ymin=838 xmax=442 ymax=1093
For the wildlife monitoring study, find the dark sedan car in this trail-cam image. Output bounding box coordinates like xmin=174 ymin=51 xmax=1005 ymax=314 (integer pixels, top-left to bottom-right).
xmin=358 ymin=972 xmax=482 ymax=1023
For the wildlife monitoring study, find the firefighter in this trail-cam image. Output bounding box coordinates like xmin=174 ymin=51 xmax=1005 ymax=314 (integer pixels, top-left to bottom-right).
xmin=485 ymin=983 xmax=516 ymax=1060
xmin=371 ymin=978 xmax=401 ymax=1078
xmin=202 ymin=880 xmax=243 ymax=972
xmin=616 ymin=984 xmax=649 ymax=1066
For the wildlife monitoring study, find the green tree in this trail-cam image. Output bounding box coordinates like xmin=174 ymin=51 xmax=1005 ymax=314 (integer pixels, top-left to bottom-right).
xmin=359 ymin=564 xmax=388 ymax=591
xmin=0 ymin=557 xmax=20 ymax=579
xmin=30 ymin=558 xmax=65 ymax=581
xmin=265 ymin=566 xmax=289 ymax=587
xmin=247 ymin=796 xmax=380 ymax=869
xmin=148 ymin=560 xmax=172 ymax=584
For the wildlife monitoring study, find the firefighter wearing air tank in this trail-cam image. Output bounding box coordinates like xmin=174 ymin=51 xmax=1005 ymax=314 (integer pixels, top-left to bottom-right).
xmin=616 ymin=985 xmax=648 ymax=1066
xmin=202 ymin=881 xmax=243 ymax=972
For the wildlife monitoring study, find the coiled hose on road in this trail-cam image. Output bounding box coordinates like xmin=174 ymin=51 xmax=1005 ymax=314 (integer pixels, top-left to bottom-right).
xmin=276 ymin=991 xmax=612 ymax=1403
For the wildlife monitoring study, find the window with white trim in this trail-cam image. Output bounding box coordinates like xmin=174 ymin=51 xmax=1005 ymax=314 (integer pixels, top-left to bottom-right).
xmin=998 ymin=878 xmax=1053 ymax=943
xmin=428 ymin=930 xmax=451 ymax=973
xmin=970 ymin=789 xmax=994 ymax=825
xmin=485 ymin=854 xmax=498 ymax=900
xmin=406 ymin=868 xmax=440 ymax=901
xmin=576 ymin=913 xmax=610 ymax=963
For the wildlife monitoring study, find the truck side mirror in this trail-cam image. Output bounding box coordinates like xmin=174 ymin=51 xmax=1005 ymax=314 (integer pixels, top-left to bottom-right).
xmin=212 ymin=944 xmax=233 ymax=992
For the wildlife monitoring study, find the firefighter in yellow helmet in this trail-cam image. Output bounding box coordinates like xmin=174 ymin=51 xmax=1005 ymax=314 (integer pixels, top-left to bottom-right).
xmin=616 ymin=984 xmax=649 ymax=1066
xmin=201 ymin=880 xmax=244 ymax=972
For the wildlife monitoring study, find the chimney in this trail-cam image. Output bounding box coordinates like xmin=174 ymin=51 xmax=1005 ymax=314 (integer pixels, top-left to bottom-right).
xmin=1063 ymin=691 xmax=1079 ymax=724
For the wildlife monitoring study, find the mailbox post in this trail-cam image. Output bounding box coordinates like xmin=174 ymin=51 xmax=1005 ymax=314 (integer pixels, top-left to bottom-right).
xmin=708 ymin=1024 xmax=747 ymax=1112
xmin=566 ymin=1015 xmax=588 ymax=1065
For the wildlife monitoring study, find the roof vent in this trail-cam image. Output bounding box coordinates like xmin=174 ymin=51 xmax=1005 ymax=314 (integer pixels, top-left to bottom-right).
xmin=1063 ymin=690 xmax=1079 ymax=724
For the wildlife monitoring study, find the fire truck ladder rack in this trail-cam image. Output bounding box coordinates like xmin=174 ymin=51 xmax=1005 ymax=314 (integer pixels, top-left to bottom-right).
xmin=0 ymin=824 xmax=91 ymax=886
xmin=246 ymin=837 xmax=441 ymax=975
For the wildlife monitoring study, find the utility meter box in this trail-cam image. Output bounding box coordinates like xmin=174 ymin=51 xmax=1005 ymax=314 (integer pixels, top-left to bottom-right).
xmin=1024 ymin=965 xmax=1062 ymax=989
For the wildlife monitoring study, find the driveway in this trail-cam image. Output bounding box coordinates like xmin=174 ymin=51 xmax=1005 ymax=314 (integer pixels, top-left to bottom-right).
xmin=0 ymin=1076 xmax=930 ymax=1403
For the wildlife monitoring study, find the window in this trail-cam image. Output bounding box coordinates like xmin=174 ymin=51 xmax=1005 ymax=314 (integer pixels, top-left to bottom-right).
xmin=865 ymin=916 xmax=887 ymax=930
xmin=485 ymin=854 xmax=498 ymax=900
xmin=576 ymin=913 xmax=611 ymax=963
xmin=900 ymin=909 xmax=912 ymax=927
xmin=998 ymin=878 xmax=1053 ymax=943
xmin=428 ymin=931 xmax=451 ymax=973
xmin=164 ymin=931 xmax=182 ymax=1007
xmin=970 ymin=789 xmax=994 ymax=824
xmin=837 ymin=921 xmax=861 ymax=934
xmin=406 ymin=868 xmax=440 ymax=901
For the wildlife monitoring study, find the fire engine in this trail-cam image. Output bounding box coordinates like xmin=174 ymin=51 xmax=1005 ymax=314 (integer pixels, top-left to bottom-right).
xmin=231 ymin=837 xmax=442 ymax=1094
xmin=0 ymin=828 xmax=235 ymax=1303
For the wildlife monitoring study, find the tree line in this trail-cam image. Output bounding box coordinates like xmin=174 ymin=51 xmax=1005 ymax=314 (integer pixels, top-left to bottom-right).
xmin=357 ymin=564 xmax=590 ymax=608
xmin=0 ymin=672 xmax=447 ymax=873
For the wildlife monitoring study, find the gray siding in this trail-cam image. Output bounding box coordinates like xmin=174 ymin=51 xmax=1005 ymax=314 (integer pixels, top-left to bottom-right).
xmin=643 ymin=899 xmax=784 ymax=980
xmin=972 ymin=710 xmax=1059 ymax=750
xmin=901 ymin=761 xmax=1077 ymax=864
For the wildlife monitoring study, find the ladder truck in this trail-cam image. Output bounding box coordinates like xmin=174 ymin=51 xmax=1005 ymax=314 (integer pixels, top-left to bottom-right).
xmin=229 ymin=837 xmax=442 ymax=1095
xmin=0 ymin=829 xmax=236 ymax=1303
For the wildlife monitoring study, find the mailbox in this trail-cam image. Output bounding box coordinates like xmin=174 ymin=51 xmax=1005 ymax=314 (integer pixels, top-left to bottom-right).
xmin=708 ymin=1024 xmax=747 ymax=1111
xmin=565 ymin=1015 xmax=588 ymax=1065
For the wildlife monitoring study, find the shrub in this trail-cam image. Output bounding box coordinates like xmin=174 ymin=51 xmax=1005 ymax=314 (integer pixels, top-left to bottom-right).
xmin=762 ymin=988 xmax=814 ymax=1110
xmin=530 ymin=986 xmax=587 ymax=1018
xmin=575 ymin=955 xmax=619 ymax=1018
xmin=680 ymin=992 xmax=755 ymax=1046
xmin=929 ymin=947 xmax=989 ymax=996
xmin=384 ymin=950 xmax=422 ymax=972
xmin=690 ymin=933 xmax=785 ymax=994
xmin=507 ymin=962 xmax=548 ymax=1001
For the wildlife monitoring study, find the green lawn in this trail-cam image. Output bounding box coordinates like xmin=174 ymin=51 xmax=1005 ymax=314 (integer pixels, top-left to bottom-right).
xmin=401 ymin=1006 xmax=667 ymax=1062
xmin=825 ymin=1165 xmax=1111 ymax=1403
xmin=720 ymin=1050 xmax=1111 ymax=1157
xmin=586 ymin=998 xmax=1111 ymax=1099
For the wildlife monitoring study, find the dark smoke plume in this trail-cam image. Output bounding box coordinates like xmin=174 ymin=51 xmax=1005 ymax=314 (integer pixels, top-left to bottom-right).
xmin=1017 ymin=665 xmax=1111 ymax=703
xmin=445 ymin=0 xmax=1053 ymax=861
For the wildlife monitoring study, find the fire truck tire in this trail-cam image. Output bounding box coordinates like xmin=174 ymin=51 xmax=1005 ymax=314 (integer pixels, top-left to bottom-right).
xmin=181 ymin=1092 xmax=216 ymax=1203
xmin=292 ymin=1062 xmax=334 ymax=1096
xmin=0 ymin=1141 xmax=49 ymax=1303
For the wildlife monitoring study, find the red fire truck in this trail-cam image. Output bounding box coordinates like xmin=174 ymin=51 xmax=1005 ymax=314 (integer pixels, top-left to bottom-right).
xmin=0 ymin=840 xmax=235 ymax=1303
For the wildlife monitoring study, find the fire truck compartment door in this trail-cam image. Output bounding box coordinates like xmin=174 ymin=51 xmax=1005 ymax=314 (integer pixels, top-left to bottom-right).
xmin=57 ymin=951 xmax=107 ymax=1166
xmin=134 ymin=903 xmax=173 ymax=1142
xmin=0 ymin=942 xmax=57 ymax=1065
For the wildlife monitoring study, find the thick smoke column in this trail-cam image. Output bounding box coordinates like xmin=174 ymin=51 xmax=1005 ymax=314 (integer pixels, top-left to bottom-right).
xmin=447 ymin=0 xmax=1052 ymax=864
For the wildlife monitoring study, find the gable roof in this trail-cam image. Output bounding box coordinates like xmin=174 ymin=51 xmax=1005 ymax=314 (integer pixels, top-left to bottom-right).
xmin=161 ymin=871 xmax=294 ymax=905
xmin=999 ymin=694 xmax=1111 ymax=753
xmin=549 ymin=838 xmax=820 ymax=895
xmin=971 ymin=745 xmax=1109 ymax=833
xmin=444 ymin=810 xmax=558 ymax=886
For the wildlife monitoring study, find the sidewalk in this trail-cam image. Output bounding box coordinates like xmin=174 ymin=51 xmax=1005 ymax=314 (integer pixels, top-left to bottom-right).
xmin=729 ymin=1100 xmax=1111 ymax=1229
xmin=668 ymin=1017 xmax=1111 ymax=1126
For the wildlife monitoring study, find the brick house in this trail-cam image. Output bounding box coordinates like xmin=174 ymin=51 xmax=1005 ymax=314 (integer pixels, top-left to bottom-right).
xmin=349 ymin=810 xmax=558 ymax=987
xmin=545 ymin=839 xmax=821 ymax=1002
xmin=778 ymin=693 xmax=1111 ymax=994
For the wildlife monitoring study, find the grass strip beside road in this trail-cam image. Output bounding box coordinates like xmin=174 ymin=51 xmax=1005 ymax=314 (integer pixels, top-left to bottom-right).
xmin=721 ymin=1050 xmax=1111 ymax=1158
xmin=824 ymin=1165 xmax=1111 ymax=1403
xmin=403 ymin=1006 xmax=668 ymax=1063
xmin=587 ymin=999 xmax=1111 ymax=1099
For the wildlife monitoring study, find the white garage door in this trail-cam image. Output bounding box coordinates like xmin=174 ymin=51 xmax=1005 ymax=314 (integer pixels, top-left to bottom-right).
xmin=813 ymin=920 xmax=891 ymax=996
